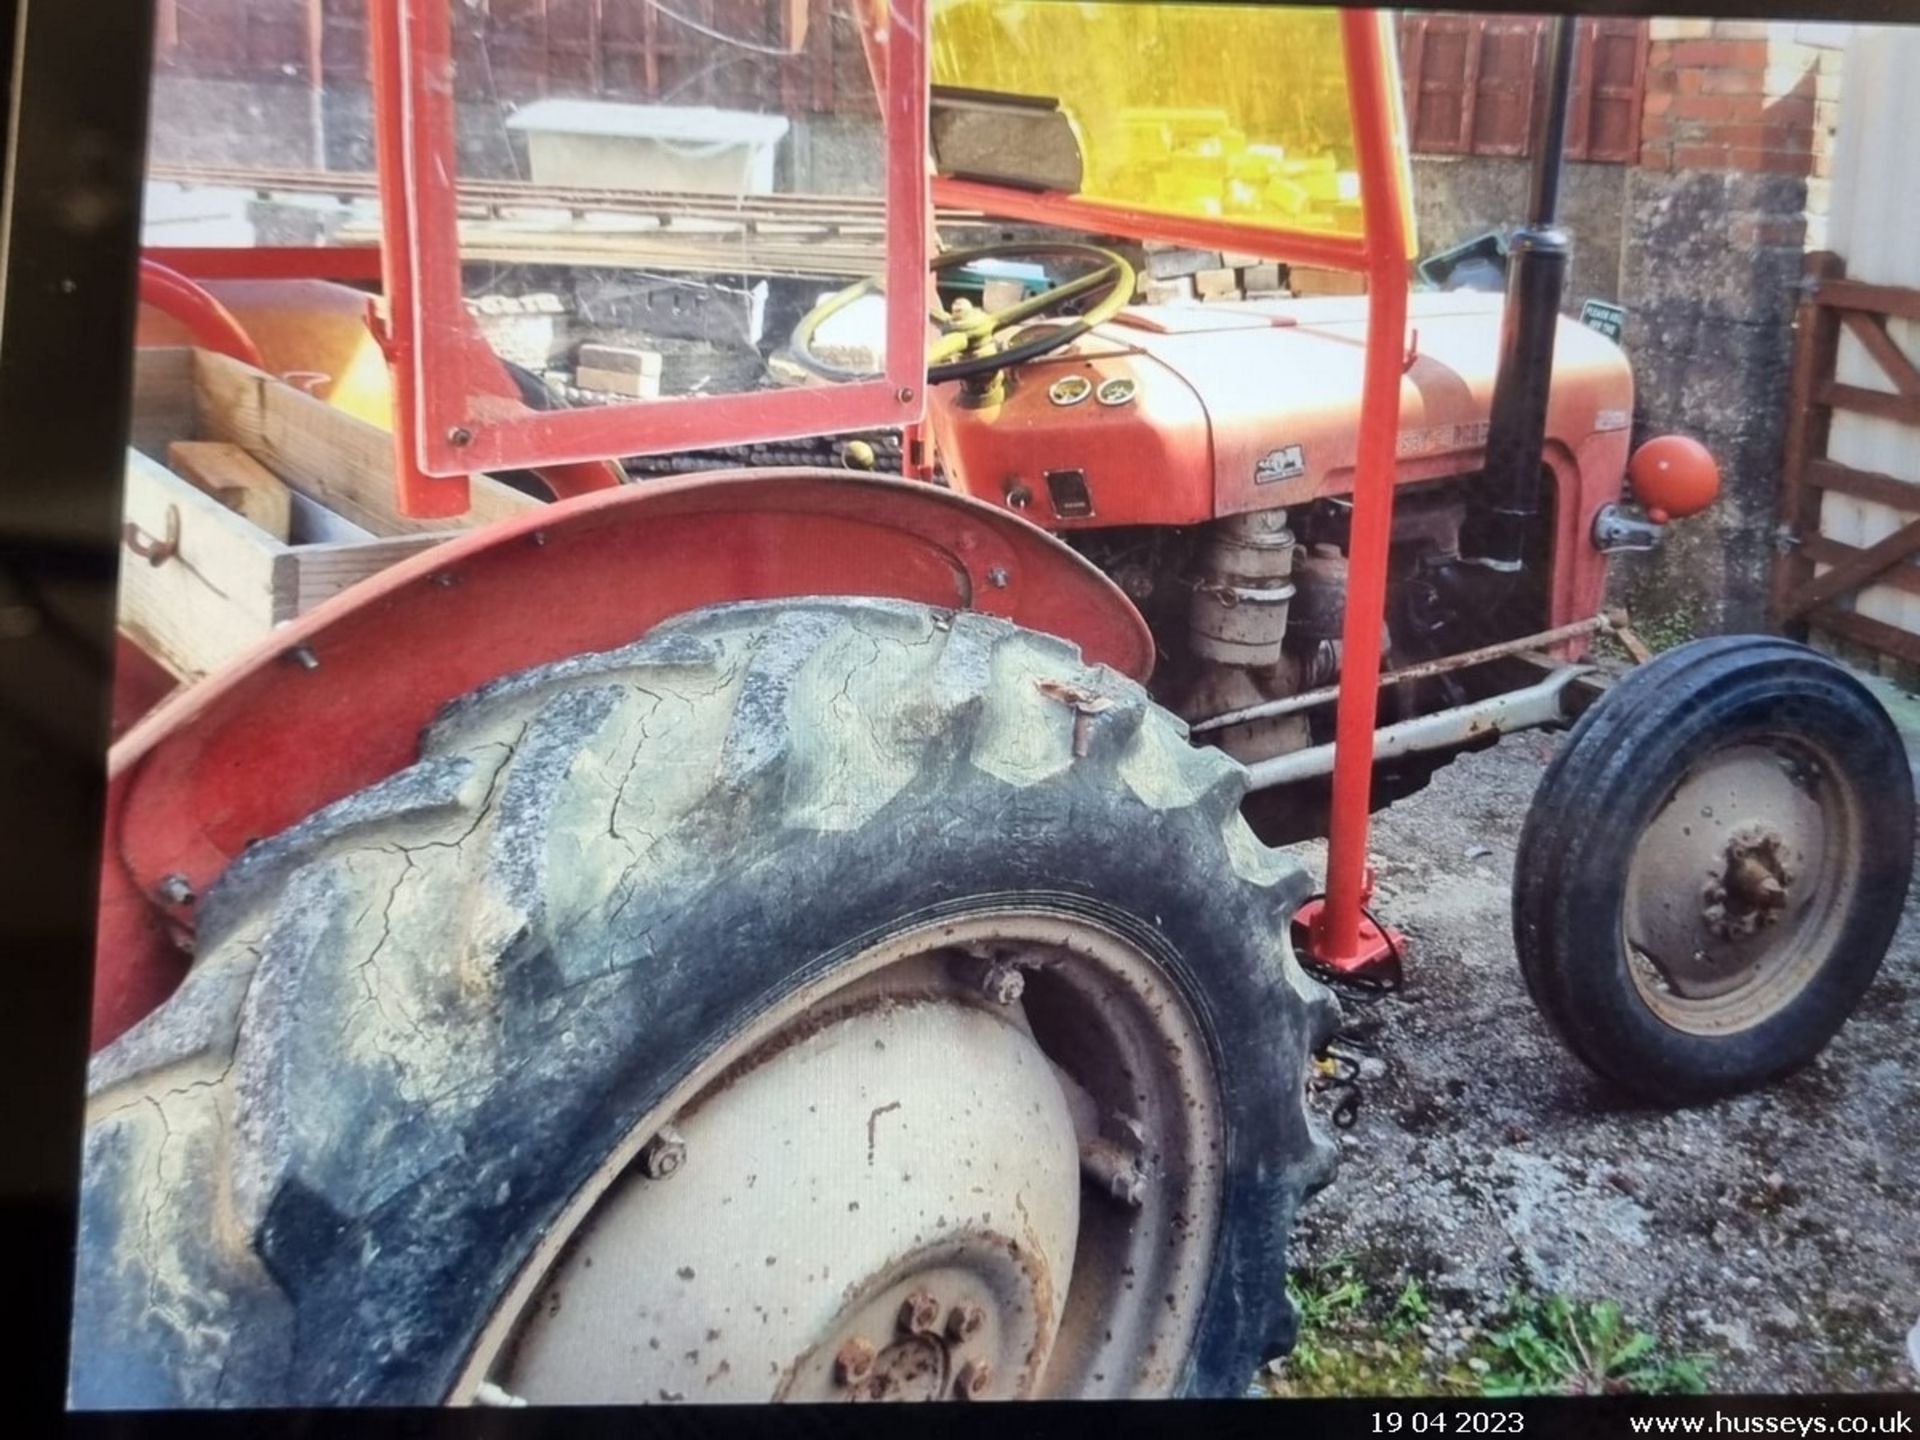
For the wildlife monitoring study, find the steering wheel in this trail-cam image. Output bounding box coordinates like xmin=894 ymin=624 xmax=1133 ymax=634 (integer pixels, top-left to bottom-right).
xmin=789 ymin=242 xmax=1137 ymax=385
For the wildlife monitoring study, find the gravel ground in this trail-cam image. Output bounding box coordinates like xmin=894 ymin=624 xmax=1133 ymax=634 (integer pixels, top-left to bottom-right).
xmin=1283 ymin=732 xmax=1920 ymax=1393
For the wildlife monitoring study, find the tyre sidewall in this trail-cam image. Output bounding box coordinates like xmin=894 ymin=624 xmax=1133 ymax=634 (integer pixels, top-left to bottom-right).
xmin=1523 ymin=653 xmax=1912 ymax=1101
xmin=275 ymin=753 xmax=1318 ymax=1403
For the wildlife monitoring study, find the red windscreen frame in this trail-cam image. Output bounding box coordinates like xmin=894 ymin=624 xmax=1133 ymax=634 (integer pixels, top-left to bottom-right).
xmin=369 ymin=0 xmax=1408 ymax=964
xmin=383 ymin=0 xmax=930 ymax=487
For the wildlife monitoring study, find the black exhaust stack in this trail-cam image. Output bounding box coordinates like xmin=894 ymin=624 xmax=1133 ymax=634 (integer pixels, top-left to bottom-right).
xmin=1460 ymin=16 xmax=1579 ymax=571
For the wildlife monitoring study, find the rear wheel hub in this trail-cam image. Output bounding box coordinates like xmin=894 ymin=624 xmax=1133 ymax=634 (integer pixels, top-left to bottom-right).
xmin=1624 ymin=740 xmax=1846 ymax=1030
xmin=456 ymin=915 xmax=1227 ymax=1403
xmin=497 ymin=996 xmax=1078 ymax=1403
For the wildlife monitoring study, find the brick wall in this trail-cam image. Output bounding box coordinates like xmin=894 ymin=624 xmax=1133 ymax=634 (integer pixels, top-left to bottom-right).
xmin=1639 ymin=30 xmax=1839 ymax=181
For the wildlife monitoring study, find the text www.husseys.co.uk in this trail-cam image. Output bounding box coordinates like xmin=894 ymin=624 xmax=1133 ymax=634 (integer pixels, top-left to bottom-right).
xmin=1629 ymin=1414 xmax=1912 ymax=1436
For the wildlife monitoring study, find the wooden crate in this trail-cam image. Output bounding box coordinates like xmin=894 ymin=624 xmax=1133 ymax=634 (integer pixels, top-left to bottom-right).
xmin=121 ymin=348 xmax=541 ymax=684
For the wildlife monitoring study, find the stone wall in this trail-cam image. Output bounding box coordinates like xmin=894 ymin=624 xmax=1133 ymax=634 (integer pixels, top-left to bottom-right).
xmin=1402 ymin=20 xmax=1847 ymax=637
xmin=1609 ymin=19 xmax=1845 ymax=636
xmin=1411 ymin=156 xmax=1628 ymax=306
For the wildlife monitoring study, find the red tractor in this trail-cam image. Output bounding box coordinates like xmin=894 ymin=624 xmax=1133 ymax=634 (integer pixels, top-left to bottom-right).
xmin=74 ymin=0 xmax=1912 ymax=1407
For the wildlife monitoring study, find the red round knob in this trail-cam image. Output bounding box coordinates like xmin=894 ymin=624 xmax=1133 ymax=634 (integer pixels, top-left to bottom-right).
xmin=1628 ymin=435 xmax=1720 ymax=520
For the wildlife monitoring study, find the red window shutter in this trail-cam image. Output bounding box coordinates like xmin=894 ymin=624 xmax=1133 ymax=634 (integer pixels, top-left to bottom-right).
xmin=1402 ymin=13 xmax=1482 ymax=156
xmin=598 ymin=0 xmax=655 ymax=98
xmin=1469 ymin=17 xmax=1545 ymax=157
xmin=174 ymin=0 xmax=250 ymax=78
xmin=1569 ymin=18 xmax=1648 ymax=163
xmin=546 ymin=0 xmax=602 ymax=94
xmin=1401 ymin=12 xmax=1647 ymax=165
xmin=322 ymin=0 xmax=370 ymax=87
xmin=486 ymin=0 xmax=553 ymax=94
xmin=247 ymin=4 xmax=308 ymax=74
xmin=1397 ymin=13 xmax=1425 ymax=138
xmin=810 ymin=0 xmax=839 ymax=112
xmin=449 ymin=0 xmax=491 ymax=89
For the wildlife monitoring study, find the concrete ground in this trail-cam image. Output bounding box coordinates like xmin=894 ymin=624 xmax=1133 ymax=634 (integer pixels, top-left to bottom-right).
xmin=1281 ymin=723 xmax=1920 ymax=1394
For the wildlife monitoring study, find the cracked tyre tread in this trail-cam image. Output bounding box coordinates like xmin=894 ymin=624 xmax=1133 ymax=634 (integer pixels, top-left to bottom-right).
xmin=73 ymin=598 xmax=1336 ymax=1406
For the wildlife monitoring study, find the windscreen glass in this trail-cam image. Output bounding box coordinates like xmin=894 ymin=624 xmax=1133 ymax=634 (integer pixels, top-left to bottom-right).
xmin=930 ymin=1 xmax=1372 ymax=239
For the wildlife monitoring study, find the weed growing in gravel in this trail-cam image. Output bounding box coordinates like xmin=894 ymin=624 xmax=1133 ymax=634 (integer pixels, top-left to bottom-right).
xmin=1478 ymin=1295 xmax=1714 ymax=1396
xmin=1260 ymin=1263 xmax=1714 ymax=1399
xmin=1266 ymin=1259 xmax=1433 ymax=1397
xmin=1284 ymin=1259 xmax=1370 ymax=1381
xmin=1389 ymin=1280 xmax=1432 ymax=1335
xmin=1594 ymin=603 xmax=1701 ymax=664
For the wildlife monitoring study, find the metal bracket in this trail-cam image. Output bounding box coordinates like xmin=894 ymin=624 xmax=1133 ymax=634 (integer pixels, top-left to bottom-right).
xmin=122 ymin=505 xmax=181 ymax=567
xmin=1591 ymin=502 xmax=1665 ymax=555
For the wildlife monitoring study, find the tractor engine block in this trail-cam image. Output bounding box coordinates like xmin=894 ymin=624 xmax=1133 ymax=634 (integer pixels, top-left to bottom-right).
xmin=1074 ymin=488 xmax=1483 ymax=776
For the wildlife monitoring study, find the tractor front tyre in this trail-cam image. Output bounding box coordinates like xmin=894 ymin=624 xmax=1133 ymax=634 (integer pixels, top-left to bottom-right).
xmin=1514 ymin=635 xmax=1914 ymax=1105
xmin=72 ymin=599 xmax=1337 ymax=1407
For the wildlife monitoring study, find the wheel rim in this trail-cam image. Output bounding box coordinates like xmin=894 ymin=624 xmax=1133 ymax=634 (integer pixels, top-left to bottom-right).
xmin=1622 ymin=737 xmax=1861 ymax=1034
xmin=450 ymin=910 xmax=1225 ymax=1403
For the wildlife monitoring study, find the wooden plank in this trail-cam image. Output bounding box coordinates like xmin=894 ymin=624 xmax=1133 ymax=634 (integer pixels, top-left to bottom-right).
xmin=192 ymin=349 xmax=405 ymax=533
xmin=190 ymin=350 xmax=540 ymax=536
xmin=1804 ymin=534 xmax=1920 ymax=598
xmin=1783 ymin=514 xmax=1920 ymax=618
xmin=279 ymin=534 xmax=451 ymax=615
xmin=1841 ymin=311 xmax=1920 ymax=398
xmin=1814 ymin=278 xmax=1920 ymax=324
xmin=117 ymin=449 xmax=285 ymax=683
xmin=1807 ymin=457 xmax=1920 ymax=512
xmin=167 ymin=440 xmax=295 ymax=541
xmin=1809 ymin=604 xmax=1920 ymax=668
xmin=1774 ymin=253 xmax=1846 ymax=630
xmin=1820 ymin=381 xmax=1920 ymax=427
xmin=128 ymin=347 xmax=197 ymax=457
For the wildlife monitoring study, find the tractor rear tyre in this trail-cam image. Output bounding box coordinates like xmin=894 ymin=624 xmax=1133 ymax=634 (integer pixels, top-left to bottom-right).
xmin=1514 ymin=635 xmax=1913 ymax=1105
xmin=72 ymin=599 xmax=1337 ymax=1406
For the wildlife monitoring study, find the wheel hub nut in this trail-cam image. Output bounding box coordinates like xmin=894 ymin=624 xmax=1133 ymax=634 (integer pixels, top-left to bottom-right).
xmin=951 ymin=948 xmax=1027 ymax=1004
xmin=1079 ymin=1136 xmax=1147 ymax=1207
xmin=978 ymin=961 xmax=1024 ymax=1005
xmin=946 ymin=1303 xmax=986 ymax=1343
xmin=834 ymin=1337 xmax=876 ymax=1385
xmin=898 ymin=1288 xmax=942 ymax=1336
xmin=1702 ymin=828 xmax=1793 ymax=941
xmin=638 ymin=1125 xmax=686 ymax=1180
xmin=954 ymin=1359 xmax=992 ymax=1399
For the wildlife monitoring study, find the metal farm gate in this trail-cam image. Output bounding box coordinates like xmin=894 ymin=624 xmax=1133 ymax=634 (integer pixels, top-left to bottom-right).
xmin=1775 ymin=25 xmax=1920 ymax=676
